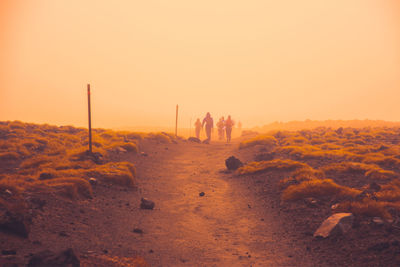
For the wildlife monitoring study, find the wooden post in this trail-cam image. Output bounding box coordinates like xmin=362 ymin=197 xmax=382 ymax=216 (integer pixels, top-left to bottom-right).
xmin=175 ymin=104 xmax=178 ymax=137
xmin=87 ymin=84 xmax=92 ymax=154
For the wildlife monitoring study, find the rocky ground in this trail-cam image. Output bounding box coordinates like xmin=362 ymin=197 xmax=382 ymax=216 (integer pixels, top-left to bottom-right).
xmin=1 ymin=138 xmax=399 ymax=266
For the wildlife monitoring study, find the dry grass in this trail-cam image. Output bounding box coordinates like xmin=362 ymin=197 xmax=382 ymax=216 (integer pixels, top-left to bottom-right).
xmin=335 ymin=199 xmax=396 ymax=220
xmin=0 ymin=121 xmax=167 ymax=201
xmin=322 ymin=162 xmax=396 ymax=179
xmin=239 ymin=134 xmax=277 ymax=149
xmin=240 ymin=126 xmax=400 ymax=219
xmin=238 ymin=159 xmax=308 ymax=174
xmin=282 ymin=179 xmax=361 ymax=201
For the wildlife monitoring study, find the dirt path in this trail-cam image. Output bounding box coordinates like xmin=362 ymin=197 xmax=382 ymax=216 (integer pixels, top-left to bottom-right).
xmin=127 ymin=141 xmax=314 ymax=266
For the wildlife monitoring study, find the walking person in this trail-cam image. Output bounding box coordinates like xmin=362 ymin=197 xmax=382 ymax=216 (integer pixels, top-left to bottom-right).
xmin=194 ymin=118 xmax=202 ymax=139
xmin=217 ymin=117 xmax=225 ymax=141
xmin=202 ymin=112 xmax=214 ymax=143
xmin=225 ymin=115 xmax=234 ymax=143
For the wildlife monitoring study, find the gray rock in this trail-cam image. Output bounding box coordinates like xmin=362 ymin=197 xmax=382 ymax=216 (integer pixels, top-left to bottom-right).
xmin=28 ymin=248 xmax=80 ymax=267
xmin=89 ymin=178 xmax=97 ymax=186
xmin=372 ymin=217 xmax=384 ymax=225
xmin=188 ymin=137 xmax=201 ymax=143
xmin=314 ymin=213 xmax=354 ymax=238
xmin=140 ymin=198 xmax=155 ymax=210
xmin=39 ymin=172 xmax=53 ymax=180
xmin=225 ymin=156 xmax=243 ymax=170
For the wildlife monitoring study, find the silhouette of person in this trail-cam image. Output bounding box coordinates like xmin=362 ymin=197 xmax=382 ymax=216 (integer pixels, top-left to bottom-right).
xmin=225 ymin=115 xmax=234 ymax=142
xmin=202 ymin=112 xmax=214 ymax=142
xmin=217 ymin=117 xmax=225 ymax=141
xmin=194 ymin=118 xmax=202 ymax=139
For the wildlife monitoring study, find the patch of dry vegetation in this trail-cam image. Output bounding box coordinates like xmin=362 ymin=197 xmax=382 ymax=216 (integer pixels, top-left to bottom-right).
xmin=240 ymin=126 xmax=400 ymax=220
xmin=282 ymin=179 xmax=361 ymax=201
xmin=238 ymin=159 xmax=308 ymax=174
xmin=238 ymin=134 xmax=277 ymax=149
xmin=0 ymin=121 xmax=174 ymax=201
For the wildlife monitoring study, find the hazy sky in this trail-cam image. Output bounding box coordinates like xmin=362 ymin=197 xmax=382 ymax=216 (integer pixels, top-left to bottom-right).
xmin=1 ymin=0 xmax=399 ymax=129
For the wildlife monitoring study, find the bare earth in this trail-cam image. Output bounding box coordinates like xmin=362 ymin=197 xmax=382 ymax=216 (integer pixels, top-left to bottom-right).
xmin=1 ymin=140 xmax=354 ymax=266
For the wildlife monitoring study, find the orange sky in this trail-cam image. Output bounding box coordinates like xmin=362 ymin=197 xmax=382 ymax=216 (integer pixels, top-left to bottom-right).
xmin=1 ymin=0 xmax=399 ymax=129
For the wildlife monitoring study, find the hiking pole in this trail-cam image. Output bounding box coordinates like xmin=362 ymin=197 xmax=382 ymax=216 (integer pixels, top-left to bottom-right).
xmin=87 ymin=84 xmax=92 ymax=154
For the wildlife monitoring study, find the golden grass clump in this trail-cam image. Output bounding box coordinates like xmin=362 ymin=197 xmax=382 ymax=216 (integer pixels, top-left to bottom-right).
xmin=278 ymin=166 xmax=324 ymax=190
xmin=282 ymin=179 xmax=361 ymax=201
xmin=335 ymin=199 xmax=394 ymax=220
xmin=19 ymin=155 xmax=53 ymax=170
xmin=239 ymin=134 xmax=277 ymax=149
xmin=0 ymin=152 xmax=20 ymax=161
xmin=238 ymin=159 xmax=308 ymax=175
xmin=146 ymin=132 xmax=172 ymax=143
xmin=85 ymin=162 xmax=136 ymax=187
xmin=321 ymin=161 xmax=395 ymax=180
xmin=376 ymin=180 xmax=400 ymax=202
xmin=40 ymin=177 xmax=93 ymax=199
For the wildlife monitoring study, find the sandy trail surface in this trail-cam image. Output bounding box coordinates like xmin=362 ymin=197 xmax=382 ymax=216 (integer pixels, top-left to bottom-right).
xmin=0 ymin=140 xmax=315 ymax=266
xmin=126 ymin=141 xmax=314 ymax=266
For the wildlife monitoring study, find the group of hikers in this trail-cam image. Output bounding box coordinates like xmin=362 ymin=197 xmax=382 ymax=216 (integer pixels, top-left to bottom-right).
xmin=194 ymin=112 xmax=241 ymax=143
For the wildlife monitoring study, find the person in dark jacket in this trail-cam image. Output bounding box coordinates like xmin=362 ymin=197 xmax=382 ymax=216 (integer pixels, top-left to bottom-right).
xmin=202 ymin=112 xmax=214 ymax=142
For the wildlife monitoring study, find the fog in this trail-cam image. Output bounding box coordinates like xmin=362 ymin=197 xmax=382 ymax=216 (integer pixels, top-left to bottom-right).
xmin=1 ymin=0 xmax=399 ymax=130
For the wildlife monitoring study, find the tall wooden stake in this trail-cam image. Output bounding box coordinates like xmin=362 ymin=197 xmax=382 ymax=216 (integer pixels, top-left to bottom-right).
xmin=175 ymin=104 xmax=178 ymax=137
xmin=87 ymin=84 xmax=92 ymax=154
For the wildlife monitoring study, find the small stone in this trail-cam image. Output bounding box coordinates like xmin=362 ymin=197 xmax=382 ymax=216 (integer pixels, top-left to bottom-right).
xmin=331 ymin=203 xmax=339 ymax=210
xmin=2 ymin=249 xmax=16 ymax=255
xmin=89 ymin=178 xmax=97 ymax=185
xmin=132 ymin=228 xmax=143 ymax=234
xmin=28 ymin=248 xmax=80 ymax=267
xmin=188 ymin=137 xmax=201 ymax=143
xmin=372 ymin=217 xmax=384 ymax=225
xmin=59 ymin=231 xmax=69 ymax=237
xmin=314 ymin=213 xmax=354 ymax=238
xmin=140 ymin=152 xmax=148 ymax=157
xmin=149 ymin=249 xmax=154 ymax=253
xmin=140 ymin=198 xmax=155 ymax=210
xmin=4 ymin=189 xmax=12 ymax=196
xmin=225 ymin=156 xmax=243 ymax=170
xmin=199 ymin=192 xmax=205 ymax=197
xmin=39 ymin=172 xmax=53 ymax=180
xmin=116 ymin=147 xmax=127 ymax=153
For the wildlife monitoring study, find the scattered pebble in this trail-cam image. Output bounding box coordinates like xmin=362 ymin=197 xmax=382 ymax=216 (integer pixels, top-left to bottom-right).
xmin=133 ymin=228 xmax=143 ymax=234
xmin=199 ymin=192 xmax=205 ymax=197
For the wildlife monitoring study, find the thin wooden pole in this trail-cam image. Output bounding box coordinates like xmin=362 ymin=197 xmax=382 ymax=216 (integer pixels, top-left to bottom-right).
xmin=175 ymin=104 xmax=178 ymax=137
xmin=87 ymin=84 xmax=92 ymax=154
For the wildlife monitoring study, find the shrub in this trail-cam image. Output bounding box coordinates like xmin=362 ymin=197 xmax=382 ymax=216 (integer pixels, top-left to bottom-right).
xmin=0 ymin=152 xmax=20 ymax=161
xmin=238 ymin=159 xmax=308 ymax=175
xmin=282 ymin=179 xmax=361 ymax=201
xmin=42 ymin=177 xmax=93 ymax=198
xmin=336 ymin=199 xmax=393 ymax=220
xmin=85 ymin=162 xmax=136 ymax=187
xmin=239 ymin=135 xmax=277 ymax=149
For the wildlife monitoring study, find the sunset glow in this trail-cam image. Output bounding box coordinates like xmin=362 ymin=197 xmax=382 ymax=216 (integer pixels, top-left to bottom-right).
xmin=1 ymin=0 xmax=399 ymax=129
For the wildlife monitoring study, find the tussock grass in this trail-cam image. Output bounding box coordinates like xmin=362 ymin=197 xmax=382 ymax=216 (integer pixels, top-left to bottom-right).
xmin=238 ymin=159 xmax=308 ymax=174
xmin=0 ymin=121 xmax=169 ymax=202
xmin=0 ymin=152 xmax=20 ymax=161
xmin=322 ymin=162 xmax=396 ymax=179
xmin=282 ymin=179 xmax=361 ymax=201
xmin=336 ymin=199 xmax=395 ymax=220
xmin=40 ymin=177 xmax=93 ymax=199
xmin=239 ymin=135 xmax=277 ymax=149
xmin=240 ymin=126 xmax=400 ymax=220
